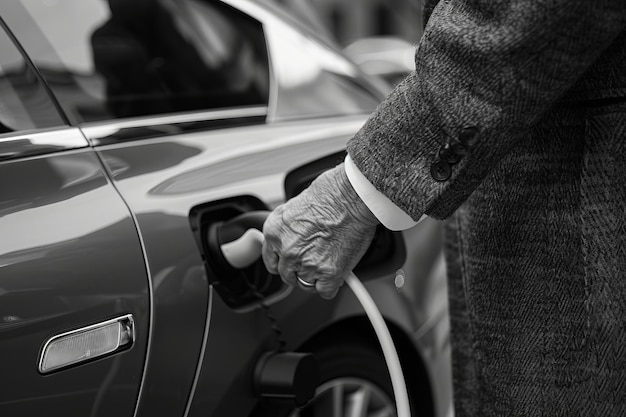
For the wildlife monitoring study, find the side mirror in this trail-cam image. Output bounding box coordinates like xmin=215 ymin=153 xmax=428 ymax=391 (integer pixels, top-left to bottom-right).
xmin=343 ymin=36 xmax=416 ymax=88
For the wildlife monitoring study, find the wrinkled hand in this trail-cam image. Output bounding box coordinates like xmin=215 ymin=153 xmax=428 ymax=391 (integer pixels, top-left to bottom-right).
xmin=262 ymin=164 xmax=379 ymax=299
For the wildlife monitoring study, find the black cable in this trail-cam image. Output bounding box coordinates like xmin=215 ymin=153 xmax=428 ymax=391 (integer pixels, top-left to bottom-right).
xmin=245 ymin=274 xmax=287 ymax=352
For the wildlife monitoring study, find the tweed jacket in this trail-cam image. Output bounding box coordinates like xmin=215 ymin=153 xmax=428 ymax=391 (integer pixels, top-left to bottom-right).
xmin=347 ymin=1 xmax=626 ymax=416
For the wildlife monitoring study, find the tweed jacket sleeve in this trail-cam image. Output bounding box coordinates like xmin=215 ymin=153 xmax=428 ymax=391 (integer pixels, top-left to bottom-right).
xmin=346 ymin=0 xmax=626 ymax=220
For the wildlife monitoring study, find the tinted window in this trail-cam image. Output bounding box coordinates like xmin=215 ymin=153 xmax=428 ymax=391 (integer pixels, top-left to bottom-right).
xmin=259 ymin=4 xmax=385 ymax=120
xmin=1 ymin=0 xmax=269 ymax=124
xmin=0 ymin=22 xmax=64 ymax=135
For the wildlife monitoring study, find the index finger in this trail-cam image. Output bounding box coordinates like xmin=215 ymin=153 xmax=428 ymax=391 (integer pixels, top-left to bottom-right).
xmin=261 ymin=240 xmax=279 ymax=275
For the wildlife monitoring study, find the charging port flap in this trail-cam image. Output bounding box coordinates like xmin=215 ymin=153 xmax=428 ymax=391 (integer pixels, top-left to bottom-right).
xmin=189 ymin=196 xmax=288 ymax=312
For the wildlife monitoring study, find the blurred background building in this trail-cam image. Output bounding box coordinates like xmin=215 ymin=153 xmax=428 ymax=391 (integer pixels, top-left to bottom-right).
xmin=272 ymin=0 xmax=424 ymax=47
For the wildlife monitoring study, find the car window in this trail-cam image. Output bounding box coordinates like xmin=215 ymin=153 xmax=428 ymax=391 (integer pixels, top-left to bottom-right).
xmin=0 ymin=22 xmax=65 ymax=135
xmin=231 ymin=0 xmax=386 ymax=121
xmin=1 ymin=0 xmax=269 ymax=125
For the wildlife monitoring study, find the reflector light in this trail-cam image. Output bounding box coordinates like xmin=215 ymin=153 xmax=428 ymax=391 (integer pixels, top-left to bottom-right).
xmin=39 ymin=314 xmax=134 ymax=373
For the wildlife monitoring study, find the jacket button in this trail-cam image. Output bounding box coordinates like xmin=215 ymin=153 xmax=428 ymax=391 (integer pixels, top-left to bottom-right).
xmin=430 ymin=159 xmax=451 ymax=181
xmin=438 ymin=143 xmax=461 ymax=164
xmin=449 ymin=139 xmax=468 ymax=156
xmin=458 ymin=126 xmax=479 ymax=147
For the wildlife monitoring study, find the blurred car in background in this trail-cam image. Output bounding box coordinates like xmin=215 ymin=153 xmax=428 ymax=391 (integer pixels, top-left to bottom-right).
xmin=344 ymin=36 xmax=417 ymax=87
xmin=0 ymin=1 xmax=451 ymax=416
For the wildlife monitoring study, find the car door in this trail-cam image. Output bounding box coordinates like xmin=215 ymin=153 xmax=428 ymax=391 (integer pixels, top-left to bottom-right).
xmin=0 ymin=16 xmax=149 ymax=417
xmin=2 ymin=1 xmax=389 ymax=416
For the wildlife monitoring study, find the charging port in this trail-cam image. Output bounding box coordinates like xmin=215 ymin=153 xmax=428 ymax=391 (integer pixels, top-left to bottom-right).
xmin=189 ymin=196 xmax=288 ymax=312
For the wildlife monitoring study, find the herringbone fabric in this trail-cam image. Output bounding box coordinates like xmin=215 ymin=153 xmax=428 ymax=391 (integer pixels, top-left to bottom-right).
xmin=444 ymin=103 xmax=626 ymax=416
xmin=346 ymin=1 xmax=626 ymax=415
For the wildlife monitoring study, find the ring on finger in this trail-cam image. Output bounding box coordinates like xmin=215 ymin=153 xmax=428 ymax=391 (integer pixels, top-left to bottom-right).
xmin=296 ymin=274 xmax=316 ymax=288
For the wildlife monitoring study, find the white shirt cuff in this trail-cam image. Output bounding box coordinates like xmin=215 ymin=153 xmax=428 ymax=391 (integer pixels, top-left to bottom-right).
xmin=344 ymin=154 xmax=425 ymax=231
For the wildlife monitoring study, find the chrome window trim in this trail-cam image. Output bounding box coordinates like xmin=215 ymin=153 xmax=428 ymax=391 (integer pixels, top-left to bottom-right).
xmin=265 ymin=22 xmax=279 ymax=124
xmin=81 ymin=106 xmax=268 ymax=146
xmin=82 ymin=106 xmax=267 ymax=132
xmin=221 ymin=0 xmax=380 ymax=123
xmin=0 ymin=128 xmax=88 ymax=162
xmin=219 ymin=0 xmax=281 ymax=122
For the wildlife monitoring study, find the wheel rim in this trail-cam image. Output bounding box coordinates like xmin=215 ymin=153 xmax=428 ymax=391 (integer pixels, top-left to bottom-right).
xmin=288 ymin=377 xmax=397 ymax=417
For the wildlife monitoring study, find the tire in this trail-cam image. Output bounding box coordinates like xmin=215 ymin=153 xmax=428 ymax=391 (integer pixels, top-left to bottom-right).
xmin=289 ymin=340 xmax=399 ymax=417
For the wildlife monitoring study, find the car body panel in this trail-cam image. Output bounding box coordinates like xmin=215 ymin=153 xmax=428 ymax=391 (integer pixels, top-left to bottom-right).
xmin=0 ymin=129 xmax=87 ymax=161
xmin=88 ymin=113 xmax=366 ymax=416
xmin=0 ymin=129 xmax=149 ymax=416
xmin=0 ymin=1 xmax=453 ymax=416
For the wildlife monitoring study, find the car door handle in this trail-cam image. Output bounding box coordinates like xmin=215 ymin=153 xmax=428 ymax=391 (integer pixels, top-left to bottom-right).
xmin=39 ymin=314 xmax=134 ymax=373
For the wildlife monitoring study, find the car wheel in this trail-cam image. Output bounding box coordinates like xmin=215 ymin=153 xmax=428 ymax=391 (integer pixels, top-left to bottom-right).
xmin=290 ymin=340 xmax=398 ymax=417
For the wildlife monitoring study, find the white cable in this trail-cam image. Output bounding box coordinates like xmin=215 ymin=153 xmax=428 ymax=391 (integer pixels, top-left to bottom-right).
xmin=345 ymin=271 xmax=411 ymax=417
xmin=221 ymin=232 xmax=412 ymax=416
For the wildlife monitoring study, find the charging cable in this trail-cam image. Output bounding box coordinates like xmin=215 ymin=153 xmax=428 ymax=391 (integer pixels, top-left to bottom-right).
xmin=219 ymin=225 xmax=411 ymax=417
xmin=344 ymin=271 xmax=411 ymax=417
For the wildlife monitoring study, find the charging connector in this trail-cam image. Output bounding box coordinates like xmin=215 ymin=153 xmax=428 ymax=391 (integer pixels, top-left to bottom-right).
xmin=211 ymin=213 xmax=412 ymax=416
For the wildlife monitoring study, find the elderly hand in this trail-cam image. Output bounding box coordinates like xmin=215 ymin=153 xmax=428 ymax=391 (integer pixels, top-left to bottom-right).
xmin=262 ymin=163 xmax=379 ymax=299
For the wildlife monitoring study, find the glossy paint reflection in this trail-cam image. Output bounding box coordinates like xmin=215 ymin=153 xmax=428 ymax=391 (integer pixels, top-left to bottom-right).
xmin=96 ymin=116 xmax=364 ymax=213
xmin=0 ymin=149 xmax=149 ymax=416
xmin=228 ymin=0 xmax=385 ymax=121
xmin=93 ymin=114 xmax=367 ymax=417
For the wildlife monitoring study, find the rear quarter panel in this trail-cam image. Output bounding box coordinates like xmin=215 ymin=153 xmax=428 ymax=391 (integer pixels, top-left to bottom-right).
xmin=88 ymin=114 xmax=368 ymax=417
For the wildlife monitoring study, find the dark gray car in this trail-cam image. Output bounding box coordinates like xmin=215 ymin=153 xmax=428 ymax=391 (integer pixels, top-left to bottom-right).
xmin=0 ymin=1 xmax=452 ymax=416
